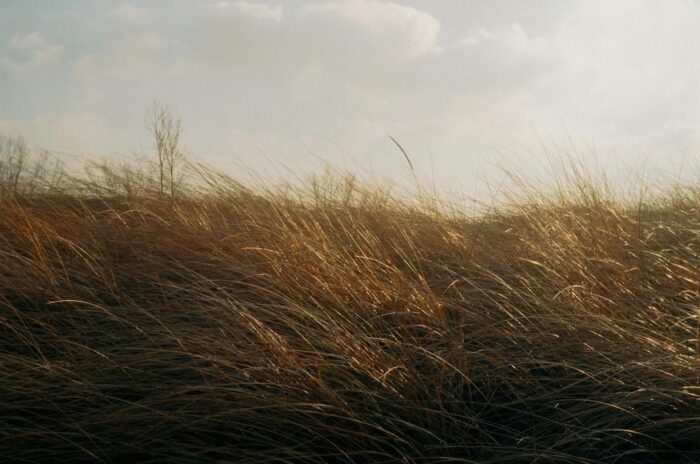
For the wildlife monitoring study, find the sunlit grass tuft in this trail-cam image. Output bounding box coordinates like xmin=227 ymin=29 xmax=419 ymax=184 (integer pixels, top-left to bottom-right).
xmin=1 ymin=155 xmax=699 ymax=463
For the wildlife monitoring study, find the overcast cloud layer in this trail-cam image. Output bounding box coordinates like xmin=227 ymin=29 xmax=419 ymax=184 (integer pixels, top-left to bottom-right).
xmin=2 ymin=0 xmax=699 ymax=191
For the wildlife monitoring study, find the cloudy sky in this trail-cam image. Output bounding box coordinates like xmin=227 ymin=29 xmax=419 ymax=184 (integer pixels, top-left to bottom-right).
xmin=2 ymin=0 xmax=700 ymax=191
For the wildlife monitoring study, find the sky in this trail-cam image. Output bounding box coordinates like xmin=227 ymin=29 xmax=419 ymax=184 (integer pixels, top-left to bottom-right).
xmin=2 ymin=0 xmax=700 ymax=193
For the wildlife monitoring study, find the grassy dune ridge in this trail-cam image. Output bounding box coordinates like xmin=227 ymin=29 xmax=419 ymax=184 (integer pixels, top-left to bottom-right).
xmin=1 ymin=157 xmax=699 ymax=463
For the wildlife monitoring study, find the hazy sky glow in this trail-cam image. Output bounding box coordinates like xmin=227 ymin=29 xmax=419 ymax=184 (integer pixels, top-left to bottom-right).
xmin=2 ymin=0 xmax=700 ymax=192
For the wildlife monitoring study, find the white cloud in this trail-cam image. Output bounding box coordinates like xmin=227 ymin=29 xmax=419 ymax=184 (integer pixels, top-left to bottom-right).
xmin=0 ymin=119 xmax=22 ymax=133
xmin=207 ymin=1 xmax=283 ymax=22
xmin=73 ymin=34 xmax=164 ymax=81
xmin=460 ymin=24 xmax=550 ymax=61
xmin=6 ymin=1 xmax=700 ymax=188
xmin=0 ymin=112 xmax=112 ymax=163
xmin=42 ymin=112 xmax=112 ymax=153
xmin=300 ymin=0 xmax=441 ymax=58
xmin=2 ymin=33 xmax=64 ymax=71
xmin=526 ymin=0 xmax=700 ymax=149
xmin=191 ymin=0 xmax=441 ymax=70
xmin=110 ymin=3 xmax=149 ymax=26
xmin=223 ymin=1 xmax=283 ymax=22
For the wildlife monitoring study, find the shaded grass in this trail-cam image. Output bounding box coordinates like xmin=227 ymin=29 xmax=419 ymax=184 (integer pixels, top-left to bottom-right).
xmin=0 ymin=161 xmax=699 ymax=463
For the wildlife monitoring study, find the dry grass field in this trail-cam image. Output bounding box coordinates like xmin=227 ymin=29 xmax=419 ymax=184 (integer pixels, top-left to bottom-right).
xmin=1 ymin=143 xmax=699 ymax=462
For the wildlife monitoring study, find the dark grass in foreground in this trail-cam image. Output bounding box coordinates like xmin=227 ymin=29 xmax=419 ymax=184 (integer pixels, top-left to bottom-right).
xmin=1 ymin=163 xmax=699 ymax=463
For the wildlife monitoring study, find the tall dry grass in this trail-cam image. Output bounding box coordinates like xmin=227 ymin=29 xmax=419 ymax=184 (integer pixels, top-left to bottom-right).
xmin=0 ymin=155 xmax=699 ymax=463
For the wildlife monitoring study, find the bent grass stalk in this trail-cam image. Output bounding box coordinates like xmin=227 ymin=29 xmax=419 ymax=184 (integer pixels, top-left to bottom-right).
xmin=0 ymin=157 xmax=698 ymax=463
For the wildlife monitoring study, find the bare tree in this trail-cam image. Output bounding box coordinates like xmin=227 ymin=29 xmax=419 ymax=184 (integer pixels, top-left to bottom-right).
xmin=146 ymin=102 xmax=183 ymax=197
xmin=0 ymin=135 xmax=29 ymax=194
xmin=0 ymin=135 xmax=64 ymax=195
xmin=29 ymin=148 xmax=64 ymax=193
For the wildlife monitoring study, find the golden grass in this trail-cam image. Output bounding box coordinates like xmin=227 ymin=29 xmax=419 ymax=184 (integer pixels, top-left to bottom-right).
xmin=0 ymin=160 xmax=699 ymax=463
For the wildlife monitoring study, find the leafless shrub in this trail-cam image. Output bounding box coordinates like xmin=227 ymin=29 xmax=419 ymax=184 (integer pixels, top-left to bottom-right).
xmin=146 ymin=102 xmax=184 ymax=198
xmin=0 ymin=135 xmax=63 ymax=195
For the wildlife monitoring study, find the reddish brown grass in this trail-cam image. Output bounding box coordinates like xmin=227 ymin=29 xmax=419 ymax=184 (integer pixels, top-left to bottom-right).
xmin=1 ymin=161 xmax=699 ymax=463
